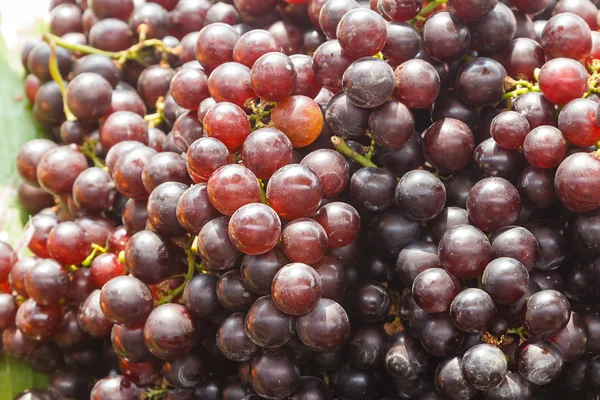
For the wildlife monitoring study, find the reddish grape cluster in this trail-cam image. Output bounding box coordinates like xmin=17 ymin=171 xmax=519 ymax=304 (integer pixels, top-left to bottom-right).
xmin=7 ymin=0 xmax=600 ymax=399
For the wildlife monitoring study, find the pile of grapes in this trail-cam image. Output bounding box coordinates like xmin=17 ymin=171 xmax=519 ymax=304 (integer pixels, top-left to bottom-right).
xmin=6 ymin=0 xmax=600 ymax=398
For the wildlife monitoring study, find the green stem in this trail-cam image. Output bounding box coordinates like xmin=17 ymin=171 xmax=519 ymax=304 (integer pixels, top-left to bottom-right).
xmin=158 ymin=244 xmax=197 ymax=305
xmin=258 ymin=179 xmax=268 ymax=204
xmin=80 ymin=140 xmax=106 ymax=169
xmin=331 ymin=136 xmax=377 ymax=168
xmin=507 ymin=326 xmax=530 ymax=342
xmin=419 ymin=0 xmax=448 ymax=16
xmin=48 ymin=40 xmax=76 ymax=121
xmin=365 ymin=138 xmax=376 ymax=160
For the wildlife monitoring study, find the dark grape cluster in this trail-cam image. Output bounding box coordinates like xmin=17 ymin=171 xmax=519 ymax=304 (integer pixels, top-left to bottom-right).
xmin=7 ymin=0 xmax=600 ymax=399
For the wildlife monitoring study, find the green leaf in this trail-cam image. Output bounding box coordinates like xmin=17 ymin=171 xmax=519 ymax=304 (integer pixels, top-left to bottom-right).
xmin=0 ymin=29 xmax=50 ymax=398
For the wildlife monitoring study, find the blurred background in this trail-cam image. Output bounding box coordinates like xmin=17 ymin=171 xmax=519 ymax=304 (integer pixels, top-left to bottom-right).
xmin=1 ymin=1 xmax=49 ymax=70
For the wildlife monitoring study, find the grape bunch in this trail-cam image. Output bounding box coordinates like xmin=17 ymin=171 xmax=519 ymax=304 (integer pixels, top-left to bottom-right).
xmin=6 ymin=0 xmax=600 ymax=399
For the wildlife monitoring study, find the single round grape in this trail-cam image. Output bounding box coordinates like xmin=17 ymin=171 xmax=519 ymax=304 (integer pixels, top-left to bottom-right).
xmin=368 ymin=208 xmax=423 ymax=258
xmin=89 ymin=18 xmax=134 ymax=52
xmin=128 ymin=2 xmax=169 ymax=39
xmin=467 ymin=177 xmax=521 ymax=233
xmin=251 ymin=52 xmax=297 ymax=102
xmin=112 ymin=324 xmax=154 ymax=363
xmin=312 ymin=256 xmax=346 ymax=304
xmin=240 ymin=248 xmax=289 ymax=296
xmin=393 ymin=59 xmax=440 ymax=109
xmin=538 ymin=58 xmax=588 ymax=105
xmin=203 ymin=102 xmax=250 ymax=151
xmin=123 ymin=199 xmax=148 ymax=234
xmin=485 ymin=371 xmax=532 ymax=400
xmin=17 ymin=182 xmax=54 ymax=215
xmin=72 ymin=167 xmax=116 ymax=213
xmin=66 ymin=72 xmax=112 ymax=121
xmin=16 ymin=298 xmax=61 ymax=341
xmin=296 ymin=298 xmax=350 ymax=352
xmin=541 ymin=12 xmax=592 ymax=60
xmin=351 ymin=281 xmax=391 ymax=323
xmin=499 ymin=38 xmax=545 ymax=81
xmin=315 ymin=202 xmax=360 ymax=248
xmin=170 ymin=68 xmax=209 ymax=110
xmin=266 ymin=164 xmax=323 ymax=220
xmin=378 ymin=0 xmax=423 ymax=21
xmin=47 ymin=221 xmax=92 ymax=266
xmin=422 ymin=118 xmax=475 ymax=174
xmin=447 ymin=0 xmax=498 ymax=22
xmin=473 ymin=138 xmax=525 ymax=182
xmin=324 ymin=92 xmax=371 ymax=139
xmin=50 ymin=3 xmax=83 ymax=36
xmin=512 ymin=91 xmax=557 ymax=129
xmin=555 ymin=152 xmax=600 ymax=213
xmin=26 ymin=214 xmax=58 ymax=259
xmin=124 ymin=230 xmax=170 ymax=285
xmin=168 ymin=0 xmax=210 ymax=39
xmin=559 ymin=98 xmax=600 ymax=147
xmin=182 ymin=274 xmax=220 ymax=319
xmin=312 ymin=40 xmax=355 ymax=92
xmin=136 ymin=65 xmax=176 ymax=109
xmin=382 ymin=22 xmax=422 ymax=65
xmin=526 ymin=219 xmax=570 ymax=271
xmin=412 ymin=268 xmax=461 ymax=314
xmin=490 ymin=111 xmax=530 ymax=150
xmin=217 ymin=312 xmax=259 ymax=361
xmin=171 ymin=111 xmax=204 ymax=153
xmin=162 ymin=349 xmax=208 ymax=389
xmin=207 ymin=164 xmax=260 ymax=216
xmin=395 ymin=242 xmax=439 ymax=289
xmin=523 ymin=125 xmax=567 ymax=169
xmin=462 ymin=344 xmax=507 ymax=391
xmin=272 ymin=263 xmax=323 ymax=316
xmin=516 ymin=339 xmax=563 ymax=385
xmin=228 ymin=203 xmax=281 ymax=256
xmin=469 ymin=2 xmax=516 ymax=53
xmin=195 ymin=23 xmax=240 ymax=72
xmin=395 ymin=170 xmax=446 ymax=222
xmin=2 ymin=327 xmax=36 ymax=358
xmin=217 ymin=269 xmax=258 ymax=313
xmin=100 ymin=275 xmax=153 ymax=327
xmin=420 ymin=313 xmax=465 ymax=356
xmin=281 ymin=218 xmax=328 ymax=265
xmin=423 ymin=11 xmax=471 ymax=63
xmin=117 ymin=356 xmax=161 ymax=386
xmin=143 ymin=303 xmax=195 ymax=361
xmin=290 ymin=54 xmax=322 ymax=98
xmin=233 ymin=29 xmax=281 ymax=68
xmin=429 ymin=207 xmax=468 ymax=243
xmin=16 ymin=139 xmax=57 ymax=187
xmin=142 ymin=152 xmax=192 ymax=193
xmin=249 ymin=348 xmax=300 ymax=399
xmin=383 ymin=331 xmax=429 ymax=380
xmin=438 ymin=224 xmax=491 ymax=279
xmin=242 ymin=128 xmax=293 ymax=180
xmin=318 ymin=0 xmax=361 ymax=39
xmin=176 ymin=183 xmax=220 ymax=235
xmin=456 ymin=57 xmax=506 ymax=108
xmin=522 ymin=289 xmax=571 ymax=338
xmin=91 ymin=375 xmax=138 ymax=400
xmin=245 ymin=296 xmax=295 ymax=348
xmin=113 ymin=145 xmax=157 ymax=200
xmin=24 ymin=259 xmax=68 ymax=305
xmin=368 ymin=100 xmax=414 ymax=148
xmin=491 ymin=226 xmax=539 ymax=271
xmin=301 ymin=149 xmax=349 ymax=198
xmin=273 ymin=95 xmax=324 ymax=148
xmin=431 ymin=90 xmax=480 ymax=130
xmin=147 ymin=181 xmax=188 ymax=237
xmin=482 ymin=257 xmax=529 ymax=304
xmin=197 ymin=216 xmax=243 ymax=271
xmin=207 ymin=62 xmax=255 ymax=109
xmin=342 ymin=57 xmax=394 ymax=109
xmin=375 ymin=132 xmax=425 ymax=176
xmin=36 ymin=146 xmax=88 ymax=196
xmin=185 ymin=138 xmax=228 ymax=183
xmin=27 ymin=41 xmax=72 ymax=82
xmin=349 ymin=167 xmax=396 ymax=211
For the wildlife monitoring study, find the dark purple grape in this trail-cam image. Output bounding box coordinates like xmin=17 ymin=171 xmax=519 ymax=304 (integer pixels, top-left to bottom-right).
xmin=435 ymin=356 xmax=478 ymax=400
xmin=396 ymin=241 xmax=440 ymax=288
xmin=350 ymin=167 xmax=396 ymax=212
xmin=516 ymin=339 xmax=564 ymax=385
xmin=368 ymin=209 xmax=423 ymax=258
xmin=482 ymin=257 xmax=529 ymax=305
xmin=245 ymin=296 xmax=295 ymax=348
xmin=517 ymin=166 xmax=557 ymax=209
xmin=249 ymin=348 xmax=300 ymax=399
xmin=342 ymin=58 xmax=394 ymax=108
xmin=324 ymin=91 xmax=371 ymax=138
xmin=382 ymin=22 xmax=422 ymax=65
xmin=393 ymin=59 xmax=440 ymax=109
xmin=91 ymin=375 xmax=138 ymax=400
xmin=469 ymin=2 xmax=516 ymax=53
xmin=420 ymin=313 xmax=465 ymax=356
xmin=450 ymin=288 xmax=496 ymax=333
xmin=395 ymin=170 xmax=446 ymax=221
xmin=100 ymin=275 xmax=153 ymax=327
xmin=467 ymin=177 xmax=521 ymax=233
xmin=384 ymin=331 xmax=429 ymax=380
xmin=456 ymin=57 xmax=506 ymax=108
xmin=368 ymin=100 xmax=414 ymax=148
xmin=423 ymin=12 xmax=471 ymax=63
xmin=526 ymin=219 xmax=570 ymax=271
xmin=412 ymin=268 xmax=461 ymax=314
xmin=522 ymin=289 xmax=571 ymax=338
xmin=296 ymin=298 xmax=350 ymax=352
xmin=439 ymin=224 xmax=491 ymax=280
xmin=216 ymin=313 xmax=259 ymax=362
xmin=422 ymin=118 xmax=475 ymax=174
xmin=461 ymin=344 xmax=507 ymax=390
xmin=272 ymin=263 xmax=322 ymax=316
xmin=143 ymin=303 xmax=195 ymax=361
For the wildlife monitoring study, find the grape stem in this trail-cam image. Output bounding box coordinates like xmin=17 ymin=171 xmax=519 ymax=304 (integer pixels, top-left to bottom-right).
xmin=331 ymin=136 xmax=378 ymax=168
xmin=81 ymin=244 xmax=108 ymax=268
xmin=418 ymin=0 xmax=448 ymax=17
xmin=507 ymin=326 xmax=530 ymax=343
xmin=47 ymin=40 xmax=76 ymax=121
xmin=144 ymin=97 xmax=166 ymax=128
xmin=42 ymin=33 xmax=178 ymax=66
xmin=158 ymin=238 xmax=198 ymax=305
xmin=80 ymin=140 xmax=107 ymax=169
xmin=258 ymin=179 xmax=268 ymax=204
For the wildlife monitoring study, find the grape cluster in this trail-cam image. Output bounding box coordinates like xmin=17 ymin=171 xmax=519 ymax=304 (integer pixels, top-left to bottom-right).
xmin=7 ymin=0 xmax=600 ymax=399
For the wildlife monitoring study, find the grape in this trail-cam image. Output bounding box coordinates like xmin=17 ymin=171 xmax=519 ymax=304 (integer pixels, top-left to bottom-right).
xmin=66 ymin=73 xmax=112 ymax=122
xmin=195 ymin=23 xmax=240 ymax=72
xmin=217 ymin=313 xmax=259 ymax=361
xmin=272 ymin=95 xmax=324 ymax=148
xmin=301 ymin=149 xmax=349 ymax=197
xmin=384 ymin=331 xmax=429 ymax=380
xmin=490 ymin=111 xmax=530 ymax=150
xmin=314 ymin=202 xmax=360 ymax=248
xmin=272 ymin=263 xmax=322 ymax=316
xmin=290 ymin=54 xmax=321 ymax=98
xmin=349 ymin=167 xmax=396 ymax=211
xmin=281 ymin=218 xmax=328 ymax=264
xmin=124 ymin=230 xmax=170 ymax=285
xmin=395 ymin=241 xmax=439 ymax=288
xmin=268 ymin=21 xmax=304 ymax=55
xmin=249 ymin=348 xmax=300 ymax=399
xmin=342 ymin=58 xmax=394 ymax=109
xmin=26 ymin=214 xmax=57 ymax=259
xmin=24 ymin=259 xmax=68 ymax=305
xmin=147 ymin=182 xmax=188 ymax=237
xmin=207 ymin=62 xmax=255 ymax=109
xmin=378 ymin=0 xmax=423 ymax=21
xmin=421 ymin=313 xmax=465 ymax=357
xmin=89 ymin=18 xmax=134 ymax=52
xmin=182 ymin=274 xmax=220 ymax=319
xmin=523 ymin=125 xmax=567 ymax=169
xmin=375 ymin=132 xmax=425 ymax=176
xmin=423 ymin=12 xmax=471 ymax=63
xmin=101 ymin=110 xmax=150 ymax=150
xmin=143 ymin=303 xmax=195 ymax=360
xmin=251 ymin=52 xmax=297 ymax=102
xmin=490 ymin=226 xmax=539 ymax=271
xmin=447 ymin=0 xmax=498 ymax=22
xmin=290 ymin=377 xmax=332 ymax=400
xmin=216 ymin=269 xmax=258 ymax=312
xmin=538 ymin=58 xmax=589 ymax=106
xmin=422 ymin=118 xmax=475 ymax=174
xmin=555 ymin=152 xmax=600 ymax=213
xmin=434 ymin=356 xmax=478 ymax=400
xmin=368 ymin=209 xmax=423 ymax=258
xmin=243 ymin=128 xmax=293 ymax=181
xmin=549 ymin=312 xmax=588 ymax=361
xmin=245 ymin=296 xmax=295 ymax=348
xmin=142 ymin=152 xmax=192 ymax=193
xmin=450 ymin=288 xmax=495 ymax=333
xmin=351 ymin=281 xmax=391 ymax=323
xmin=91 ymin=375 xmax=138 ymax=400
xmin=16 ymin=139 xmax=57 ymax=187
xmin=240 ymin=248 xmax=289 ymax=296
xmin=559 ymin=98 xmax=600 ymax=147
xmin=462 ymin=344 xmax=507 ymax=391
xmin=168 ymin=0 xmax=210 ymax=39
xmin=172 ymin=111 xmax=204 ymax=153
xmin=234 ymin=29 xmax=281 ymax=68
xmin=541 ymin=12 xmax=592 ymax=60
xmin=499 ymin=38 xmax=545 ymax=81
xmin=99 ymin=275 xmax=153 ymax=327
xmin=123 ymin=199 xmax=149 ymax=234
xmin=72 ymin=167 xmax=116 ymax=213
xmin=512 ymin=92 xmax=557 ymax=129
xmin=484 ymin=371 xmax=532 ymax=400
xmin=369 ymin=100 xmax=414 ymax=148
xmin=296 ymin=298 xmax=350 ymax=352
xmin=228 ymin=203 xmax=281 ymax=256
xmin=197 ymin=217 xmax=243 ymax=271
xmin=382 ymin=22 xmax=421 ymax=64
xmin=412 ymin=268 xmax=461 ymax=314
xmin=312 ymin=256 xmax=346 ymax=304
xmin=438 ymin=224 xmax=491 ymax=279
xmin=312 ymin=40 xmax=356 ymax=92
xmin=467 ymin=177 xmax=521 ymax=233
xmin=526 ymin=219 xmax=570 ymax=271
xmin=482 ymin=257 xmax=529 ymax=304
xmin=393 ymin=59 xmax=440 ymax=109
xmin=112 ymin=324 xmax=153 ymax=363
xmin=27 ymin=41 xmax=72 ymax=82
xmin=266 ymin=164 xmax=323 ymax=220
xmin=522 ymin=289 xmax=571 ymax=338
xmin=395 ymin=170 xmax=446 ymax=222
xmin=47 ymin=221 xmax=92 ymax=266
xmin=2 ymin=327 xmax=36 ymax=358
xmin=170 ymin=68 xmax=209 ymax=110
xmin=474 ymin=138 xmax=525 ymax=182
xmin=332 ymin=366 xmax=383 ymax=400
xmin=113 ymin=146 xmax=157 ymax=200
xmin=469 ymin=2 xmax=516 ymax=53
xmin=0 ymin=294 xmax=17 ymax=330
xmin=516 ymin=339 xmax=563 ymax=385
xmin=318 ymin=0 xmax=361 ymax=39
xmin=15 ymin=298 xmax=60 ymax=342
xmin=324 ymin=92 xmax=371 ymax=139
xmin=207 ymin=164 xmax=260 ymax=216
xmin=37 ymin=146 xmax=88 ymax=195
xmin=456 ymin=58 xmax=506 ymax=108
xmin=50 ymin=4 xmax=83 ymax=36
